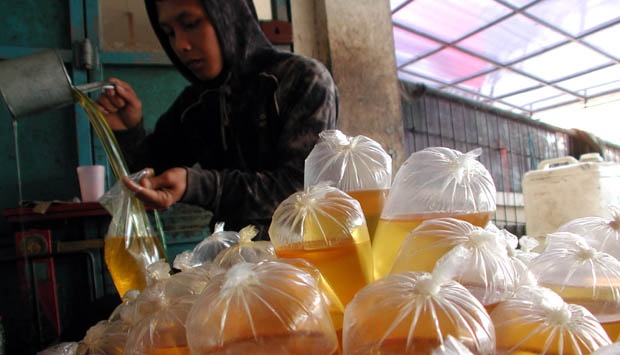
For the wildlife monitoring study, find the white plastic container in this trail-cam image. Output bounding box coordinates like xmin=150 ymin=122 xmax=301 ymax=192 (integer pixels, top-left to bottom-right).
xmin=522 ymin=153 xmax=620 ymax=247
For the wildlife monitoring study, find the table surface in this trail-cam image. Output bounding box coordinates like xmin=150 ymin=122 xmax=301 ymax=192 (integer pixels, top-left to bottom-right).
xmin=3 ymin=202 xmax=109 ymax=223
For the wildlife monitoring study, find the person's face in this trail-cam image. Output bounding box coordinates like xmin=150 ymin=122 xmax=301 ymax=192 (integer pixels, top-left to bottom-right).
xmin=156 ymin=0 xmax=223 ymax=80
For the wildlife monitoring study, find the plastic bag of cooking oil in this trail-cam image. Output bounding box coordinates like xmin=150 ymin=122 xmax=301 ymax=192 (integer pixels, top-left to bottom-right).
xmin=110 ymin=262 xmax=218 ymax=329
xmin=213 ymin=224 xmax=276 ymax=268
xmin=372 ymin=147 xmax=496 ymax=279
xmin=431 ymin=335 xmax=474 ymax=355
xmin=304 ymin=130 xmax=392 ymax=240
xmin=186 ymin=260 xmax=338 ymax=354
xmin=99 ymin=169 xmax=167 ymax=298
xmin=391 ymin=218 xmax=518 ymax=309
xmin=125 ymin=294 xmax=197 ymax=355
xmin=269 ymin=183 xmax=374 ymax=306
xmin=494 ymin=228 xmax=538 ymax=287
xmin=187 ymin=222 xmax=241 ymax=267
xmin=37 ymin=342 xmax=79 ymax=355
xmin=75 ymin=320 xmax=130 ymax=355
xmin=278 ymin=258 xmax=345 ymax=348
xmin=593 ymin=342 xmax=620 ymax=354
xmin=129 ymin=262 xmax=219 ymax=325
xmin=342 ymin=270 xmax=495 ymax=354
xmin=529 ymin=232 xmax=620 ymax=341
xmin=491 ymin=285 xmax=611 ymax=353
xmin=557 ymin=205 xmax=620 ymax=260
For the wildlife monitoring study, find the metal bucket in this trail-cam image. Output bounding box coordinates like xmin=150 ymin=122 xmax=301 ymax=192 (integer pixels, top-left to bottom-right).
xmin=0 ymin=50 xmax=112 ymax=119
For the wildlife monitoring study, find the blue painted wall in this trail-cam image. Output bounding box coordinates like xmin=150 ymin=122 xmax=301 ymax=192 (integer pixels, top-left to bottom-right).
xmin=0 ymin=0 xmax=188 ymax=210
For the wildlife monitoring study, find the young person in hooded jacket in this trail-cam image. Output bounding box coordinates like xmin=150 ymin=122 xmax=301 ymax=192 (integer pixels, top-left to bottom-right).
xmin=96 ymin=0 xmax=339 ymax=239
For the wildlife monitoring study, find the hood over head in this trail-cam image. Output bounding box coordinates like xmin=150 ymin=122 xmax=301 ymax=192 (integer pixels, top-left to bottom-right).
xmin=145 ymin=0 xmax=277 ymax=85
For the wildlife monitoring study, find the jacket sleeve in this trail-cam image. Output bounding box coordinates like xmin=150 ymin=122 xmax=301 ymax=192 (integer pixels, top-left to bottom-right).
xmin=113 ymin=86 xmax=200 ymax=175
xmin=181 ymin=56 xmax=339 ymax=228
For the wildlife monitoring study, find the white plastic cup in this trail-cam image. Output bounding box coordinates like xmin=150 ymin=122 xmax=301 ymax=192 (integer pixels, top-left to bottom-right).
xmin=76 ymin=165 xmax=105 ymax=202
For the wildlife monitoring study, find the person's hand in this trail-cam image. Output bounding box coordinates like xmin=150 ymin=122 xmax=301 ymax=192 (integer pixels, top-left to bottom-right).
xmin=95 ymin=78 xmax=143 ymax=130
xmin=123 ymin=168 xmax=187 ymax=209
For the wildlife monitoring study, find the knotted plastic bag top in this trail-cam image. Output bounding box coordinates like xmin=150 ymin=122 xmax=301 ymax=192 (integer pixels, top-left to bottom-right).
xmin=269 ymin=183 xmax=369 ymax=247
xmin=382 ymin=147 xmax=496 ymax=217
xmin=491 ymin=285 xmax=611 ymax=354
xmin=529 ymin=232 xmax=620 ymax=330
xmin=186 ymin=260 xmax=338 ymax=354
xmin=304 ymin=129 xmax=392 ymax=191
xmin=187 ymin=222 xmax=241 ymax=268
xmin=213 ymin=225 xmax=277 ymax=269
xmin=557 ymin=205 xmax=620 ymax=260
xmin=391 ymin=218 xmax=519 ymax=307
xmin=342 ymin=271 xmax=495 ymax=354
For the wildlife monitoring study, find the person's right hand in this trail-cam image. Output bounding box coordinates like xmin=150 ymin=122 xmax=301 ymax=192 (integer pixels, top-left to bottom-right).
xmin=95 ymin=77 xmax=143 ymax=130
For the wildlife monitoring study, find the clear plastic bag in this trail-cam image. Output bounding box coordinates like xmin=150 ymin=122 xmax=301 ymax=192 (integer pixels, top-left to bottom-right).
xmin=491 ymin=285 xmax=611 ymax=354
xmin=304 ymin=130 xmax=392 ymax=239
xmin=269 ymin=183 xmax=373 ymax=306
xmin=529 ymin=232 xmax=620 ymax=341
xmin=124 ymin=294 xmax=197 ymax=355
xmin=99 ymin=169 xmax=167 ymax=298
xmin=213 ymin=224 xmax=276 ymax=269
xmin=391 ymin=218 xmax=518 ymax=310
xmin=592 ymin=342 xmax=620 ymax=354
xmin=278 ymin=258 xmax=345 ymax=349
xmin=342 ymin=271 xmax=495 ymax=354
xmin=186 ymin=261 xmax=338 ymax=354
xmin=188 ymin=222 xmax=241 ymax=268
xmin=431 ymin=335 xmax=474 ymax=355
xmin=130 ymin=263 xmax=217 ymax=324
xmin=75 ymin=320 xmax=129 ymax=355
xmin=37 ymin=342 xmax=78 ymax=355
xmin=557 ymin=205 xmax=620 ymax=260
xmin=372 ymin=147 xmax=496 ymax=279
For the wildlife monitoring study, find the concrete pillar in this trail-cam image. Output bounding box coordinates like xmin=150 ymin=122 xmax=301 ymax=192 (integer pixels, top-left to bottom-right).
xmin=291 ymin=0 xmax=406 ymax=168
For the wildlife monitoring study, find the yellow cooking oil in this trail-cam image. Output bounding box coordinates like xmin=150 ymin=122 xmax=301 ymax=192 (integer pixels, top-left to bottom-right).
xmin=201 ymin=332 xmax=338 ymax=355
xmin=346 ymin=189 xmax=389 ymax=244
xmin=346 ymin=303 xmax=482 ymax=354
xmin=276 ymin=235 xmax=373 ymax=307
xmin=372 ymin=211 xmax=493 ymax=279
xmin=148 ymin=346 xmax=190 ymax=355
xmin=542 ymin=283 xmax=620 ymax=341
xmin=495 ymin=306 xmax=598 ymax=354
xmin=74 ymin=89 xmax=167 ymax=297
xmin=104 ymin=235 xmax=149 ymax=297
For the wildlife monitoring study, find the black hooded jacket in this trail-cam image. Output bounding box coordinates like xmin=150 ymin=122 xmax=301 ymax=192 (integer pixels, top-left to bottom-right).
xmin=114 ymin=0 xmax=339 ymax=237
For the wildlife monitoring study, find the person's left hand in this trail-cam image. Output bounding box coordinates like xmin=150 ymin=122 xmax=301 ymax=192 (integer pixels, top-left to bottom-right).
xmin=123 ymin=167 xmax=187 ymax=209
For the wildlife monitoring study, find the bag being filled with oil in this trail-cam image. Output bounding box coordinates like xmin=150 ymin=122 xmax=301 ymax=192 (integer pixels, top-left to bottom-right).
xmin=304 ymin=130 xmax=392 ymax=241
xmin=268 ymin=183 xmax=374 ymax=306
xmin=491 ymin=285 xmax=611 ymax=354
xmin=557 ymin=205 xmax=620 ymax=260
xmin=390 ymin=218 xmax=518 ymax=310
xmin=342 ymin=270 xmax=495 ymax=354
xmin=99 ymin=169 xmax=167 ymax=298
xmin=372 ymin=147 xmax=496 ymax=279
xmin=529 ymin=232 xmax=620 ymax=341
xmin=185 ymin=261 xmax=339 ymax=354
